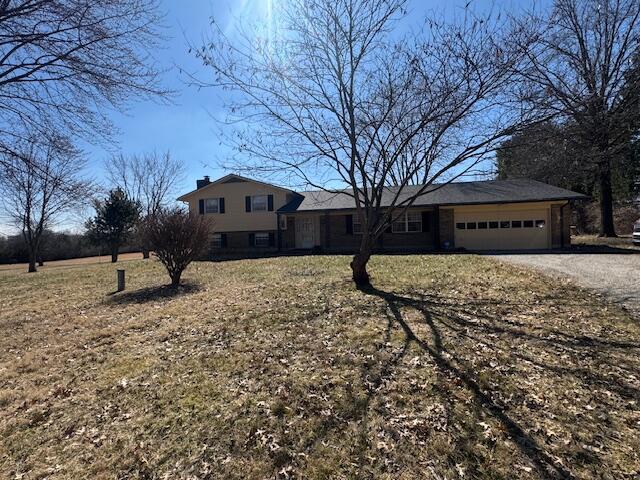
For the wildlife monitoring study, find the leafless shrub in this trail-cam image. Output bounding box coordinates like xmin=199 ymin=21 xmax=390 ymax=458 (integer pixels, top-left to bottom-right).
xmin=142 ymin=208 xmax=213 ymax=287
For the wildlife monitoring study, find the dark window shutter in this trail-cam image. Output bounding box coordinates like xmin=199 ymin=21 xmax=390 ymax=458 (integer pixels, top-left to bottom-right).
xmin=268 ymin=232 xmax=275 ymax=247
xmin=267 ymin=194 xmax=274 ymax=211
xmin=422 ymin=211 xmax=431 ymax=232
xmin=198 ymin=199 xmax=204 ymax=215
xmin=219 ymin=197 xmax=225 ymax=213
xmin=248 ymin=233 xmax=255 ymax=246
xmin=346 ymin=214 xmax=353 ymax=235
xmin=245 ymin=196 xmax=252 ymax=212
xmin=221 ymin=233 xmax=227 ymax=247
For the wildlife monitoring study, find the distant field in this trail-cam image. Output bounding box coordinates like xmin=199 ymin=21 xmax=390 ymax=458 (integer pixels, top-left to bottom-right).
xmin=0 ymin=255 xmax=638 ymax=479
xmin=0 ymin=252 xmax=143 ymax=273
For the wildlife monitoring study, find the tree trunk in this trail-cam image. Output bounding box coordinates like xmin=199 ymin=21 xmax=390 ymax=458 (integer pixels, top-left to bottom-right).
xmin=28 ymin=257 xmax=37 ymax=273
xmin=170 ymin=271 xmax=181 ymax=287
xmin=351 ymin=236 xmax=372 ymax=287
xmin=597 ymin=160 xmax=616 ymax=237
xmin=38 ymin=258 xmax=44 ymax=267
xmin=111 ymin=245 xmax=119 ymax=263
xmin=142 ymin=248 xmax=150 ymax=259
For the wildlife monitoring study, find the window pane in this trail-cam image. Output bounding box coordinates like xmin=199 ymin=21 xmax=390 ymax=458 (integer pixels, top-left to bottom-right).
xmin=489 ymin=221 xmax=499 ymax=229
xmin=255 ymin=233 xmax=269 ymax=246
xmin=500 ymin=221 xmax=510 ymax=228
xmin=478 ymin=222 xmax=488 ymax=229
xmin=252 ymin=195 xmax=267 ymax=211
xmin=535 ymin=219 xmax=546 ymax=228
xmin=456 ymin=223 xmax=466 ymax=230
xmin=407 ymin=212 xmax=421 ymax=222
xmin=205 ymin=198 xmax=219 ymax=213
xmin=466 ymin=222 xmax=477 ymax=230
xmin=212 ymin=234 xmax=222 ymax=248
xmin=353 ymin=221 xmax=363 ymax=234
xmin=392 ymin=221 xmax=406 ymax=233
xmin=512 ymin=220 xmax=522 ymax=228
xmin=524 ymin=220 xmax=534 ymax=228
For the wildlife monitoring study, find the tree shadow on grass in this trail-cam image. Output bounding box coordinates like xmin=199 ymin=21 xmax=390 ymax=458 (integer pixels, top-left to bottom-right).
xmin=353 ymin=284 xmax=640 ymax=479
xmin=106 ymin=282 xmax=203 ymax=305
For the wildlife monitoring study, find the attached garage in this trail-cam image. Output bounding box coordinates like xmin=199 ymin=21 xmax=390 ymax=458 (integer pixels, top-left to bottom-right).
xmin=453 ymin=203 xmax=553 ymax=251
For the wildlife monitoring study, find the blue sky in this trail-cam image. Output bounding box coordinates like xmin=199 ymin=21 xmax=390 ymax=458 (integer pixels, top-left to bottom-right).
xmin=86 ymin=0 xmax=532 ymax=196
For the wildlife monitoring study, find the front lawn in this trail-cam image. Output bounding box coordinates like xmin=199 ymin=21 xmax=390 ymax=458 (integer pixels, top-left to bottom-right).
xmin=0 ymin=255 xmax=638 ymax=479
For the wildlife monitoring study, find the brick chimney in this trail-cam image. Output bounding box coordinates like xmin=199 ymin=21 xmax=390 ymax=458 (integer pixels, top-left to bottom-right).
xmin=196 ymin=175 xmax=211 ymax=189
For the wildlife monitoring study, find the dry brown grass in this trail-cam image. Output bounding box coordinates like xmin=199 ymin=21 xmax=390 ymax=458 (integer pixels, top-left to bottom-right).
xmin=572 ymin=235 xmax=639 ymax=251
xmin=0 ymin=252 xmax=144 ymax=273
xmin=0 ymin=255 xmax=638 ymax=479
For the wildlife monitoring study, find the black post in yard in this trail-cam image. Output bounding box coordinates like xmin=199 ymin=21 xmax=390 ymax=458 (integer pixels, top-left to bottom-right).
xmin=117 ymin=269 xmax=125 ymax=292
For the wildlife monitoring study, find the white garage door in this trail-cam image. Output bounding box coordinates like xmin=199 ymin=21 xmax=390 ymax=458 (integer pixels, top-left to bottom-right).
xmin=454 ymin=208 xmax=550 ymax=250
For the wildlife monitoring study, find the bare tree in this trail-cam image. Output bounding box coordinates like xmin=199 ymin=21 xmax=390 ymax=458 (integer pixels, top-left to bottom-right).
xmin=0 ymin=0 xmax=169 ymax=163
xmin=195 ymin=0 xmax=535 ymax=285
xmin=105 ymin=151 xmax=184 ymax=258
xmin=141 ymin=207 xmax=212 ymax=287
xmin=514 ymin=0 xmax=640 ymax=237
xmin=0 ymin=136 xmax=90 ymax=272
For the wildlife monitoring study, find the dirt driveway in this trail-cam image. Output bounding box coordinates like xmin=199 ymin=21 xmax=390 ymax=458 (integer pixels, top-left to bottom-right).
xmin=491 ymin=252 xmax=640 ymax=316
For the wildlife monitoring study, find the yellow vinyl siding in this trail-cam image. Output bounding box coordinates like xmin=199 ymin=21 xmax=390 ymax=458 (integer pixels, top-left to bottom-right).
xmin=185 ymin=181 xmax=290 ymax=232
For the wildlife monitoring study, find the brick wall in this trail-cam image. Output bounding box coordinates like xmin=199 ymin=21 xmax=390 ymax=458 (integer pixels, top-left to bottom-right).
xmin=322 ymin=210 xmax=436 ymax=253
xmin=281 ymin=216 xmax=296 ymax=249
xmin=551 ymin=203 xmax=571 ymax=248
xmin=438 ymin=208 xmax=454 ymax=248
xmin=210 ymin=230 xmax=278 ymax=253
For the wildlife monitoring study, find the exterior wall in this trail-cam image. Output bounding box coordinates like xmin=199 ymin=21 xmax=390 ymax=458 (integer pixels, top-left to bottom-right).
xmin=550 ymin=203 xmax=571 ymax=248
xmin=438 ymin=208 xmax=454 ymax=248
xmin=183 ymin=179 xmax=296 ymax=232
xmin=289 ymin=208 xmax=436 ymax=252
xmin=450 ymin=201 xmax=571 ymax=250
xmin=280 ymin=216 xmax=296 ymax=250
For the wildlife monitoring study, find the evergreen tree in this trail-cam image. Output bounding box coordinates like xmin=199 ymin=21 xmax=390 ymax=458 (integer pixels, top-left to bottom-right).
xmin=86 ymin=189 xmax=141 ymax=263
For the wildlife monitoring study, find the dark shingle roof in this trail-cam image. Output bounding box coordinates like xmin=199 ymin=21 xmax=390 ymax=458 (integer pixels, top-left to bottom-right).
xmin=278 ymin=178 xmax=587 ymax=213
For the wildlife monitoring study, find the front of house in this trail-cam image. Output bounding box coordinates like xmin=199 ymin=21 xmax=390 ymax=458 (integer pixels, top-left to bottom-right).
xmin=177 ymin=174 xmax=587 ymax=254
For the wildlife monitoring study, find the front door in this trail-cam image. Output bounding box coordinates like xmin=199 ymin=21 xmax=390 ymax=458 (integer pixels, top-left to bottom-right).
xmin=295 ymin=216 xmax=315 ymax=249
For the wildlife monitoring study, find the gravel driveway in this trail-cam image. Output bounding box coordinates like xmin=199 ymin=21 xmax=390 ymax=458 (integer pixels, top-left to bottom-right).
xmin=490 ymin=252 xmax=640 ymax=316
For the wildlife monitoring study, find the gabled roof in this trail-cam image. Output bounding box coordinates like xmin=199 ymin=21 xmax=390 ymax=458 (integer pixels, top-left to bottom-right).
xmin=177 ymin=174 xmax=296 ymax=201
xmin=278 ymin=178 xmax=588 ymax=212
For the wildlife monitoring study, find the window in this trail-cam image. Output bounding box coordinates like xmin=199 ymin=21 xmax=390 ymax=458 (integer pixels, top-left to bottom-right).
xmin=456 ymin=222 xmax=466 ymax=230
xmin=392 ymin=211 xmax=422 ymax=233
xmin=489 ymin=221 xmax=499 ymax=229
xmin=524 ymin=220 xmax=534 ymax=228
xmin=205 ymin=198 xmax=219 ymax=213
xmin=478 ymin=222 xmax=488 ymax=229
xmin=500 ymin=221 xmax=510 ymax=229
xmin=535 ymin=219 xmax=546 ymax=228
xmin=211 ymin=234 xmax=222 ymax=248
xmin=466 ymin=222 xmax=477 ymax=230
xmin=251 ymin=195 xmax=268 ymax=212
xmin=512 ymin=220 xmax=522 ymax=228
xmin=279 ymin=215 xmax=288 ymax=231
xmin=254 ymin=232 xmax=269 ymax=247
xmin=353 ymin=217 xmax=363 ymax=234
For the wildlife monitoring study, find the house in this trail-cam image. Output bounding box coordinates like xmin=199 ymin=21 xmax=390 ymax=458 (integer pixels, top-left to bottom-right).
xmin=177 ymin=174 xmax=587 ymax=253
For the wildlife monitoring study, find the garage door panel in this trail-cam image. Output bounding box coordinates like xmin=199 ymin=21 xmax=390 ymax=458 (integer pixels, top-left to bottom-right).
xmin=454 ymin=208 xmax=549 ymax=250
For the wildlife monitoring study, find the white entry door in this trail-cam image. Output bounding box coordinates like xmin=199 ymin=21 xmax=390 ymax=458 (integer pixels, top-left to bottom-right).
xmin=295 ymin=216 xmax=315 ymax=249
